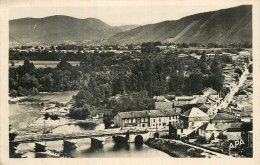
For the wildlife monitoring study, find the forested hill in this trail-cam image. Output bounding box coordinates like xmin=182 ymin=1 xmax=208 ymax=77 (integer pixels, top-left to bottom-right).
xmin=108 ymin=5 xmax=252 ymax=44
xmin=9 ymin=16 xmax=122 ymax=44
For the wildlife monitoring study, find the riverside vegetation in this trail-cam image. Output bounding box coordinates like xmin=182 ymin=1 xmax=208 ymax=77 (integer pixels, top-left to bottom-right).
xmin=9 ymin=44 xmax=248 ymax=127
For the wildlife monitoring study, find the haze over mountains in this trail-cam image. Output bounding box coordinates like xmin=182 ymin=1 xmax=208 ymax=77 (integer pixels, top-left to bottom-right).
xmin=9 ymin=5 xmax=252 ymax=45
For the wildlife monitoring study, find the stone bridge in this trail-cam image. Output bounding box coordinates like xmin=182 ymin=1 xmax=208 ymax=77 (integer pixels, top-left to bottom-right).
xmin=12 ymin=128 xmax=169 ymax=153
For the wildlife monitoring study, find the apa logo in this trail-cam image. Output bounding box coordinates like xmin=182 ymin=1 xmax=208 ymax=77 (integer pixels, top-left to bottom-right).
xmin=229 ymin=139 xmax=245 ymax=149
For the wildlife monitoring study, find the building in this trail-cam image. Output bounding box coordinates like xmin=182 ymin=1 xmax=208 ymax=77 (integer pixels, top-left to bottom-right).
xmin=181 ymin=107 xmax=210 ymax=124
xmin=202 ymin=87 xmax=218 ymax=96
xmin=114 ymin=109 xmax=180 ymax=128
xmin=153 ymin=96 xmax=174 ymax=110
xmin=114 ymin=111 xmax=149 ymax=128
xmin=149 ymin=109 xmax=180 ymax=128
xmin=211 ymin=113 xmax=236 ymax=123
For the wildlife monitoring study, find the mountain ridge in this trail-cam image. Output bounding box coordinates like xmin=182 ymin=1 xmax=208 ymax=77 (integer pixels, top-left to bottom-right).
xmin=9 ymin=5 xmax=252 ymax=45
xmin=108 ymin=5 xmax=252 ymax=44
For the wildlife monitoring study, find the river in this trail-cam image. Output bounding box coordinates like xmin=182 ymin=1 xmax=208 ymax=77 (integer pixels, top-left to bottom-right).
xmin=9 ymin=91 xmax=170 ymax=158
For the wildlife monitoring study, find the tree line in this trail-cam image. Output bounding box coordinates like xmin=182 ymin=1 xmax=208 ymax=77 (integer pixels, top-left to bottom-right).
xmin=70 ymin=51 xmax=226 ymax=123
xmin=9 ymin=58 xmax=82 ymax=97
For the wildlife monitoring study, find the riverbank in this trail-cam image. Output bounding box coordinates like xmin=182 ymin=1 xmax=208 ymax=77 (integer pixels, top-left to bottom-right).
xmin=9 ymin=91 xmax=79 ymax=132
xmin=145 ymin=138 xmax=220 ymax=158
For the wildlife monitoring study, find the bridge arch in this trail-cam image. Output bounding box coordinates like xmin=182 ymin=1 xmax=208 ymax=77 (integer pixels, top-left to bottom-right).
xmin=134 ymin=135 xmax=143 ymax=145
xmin=154 ymin=132 xmax=159 ymax=138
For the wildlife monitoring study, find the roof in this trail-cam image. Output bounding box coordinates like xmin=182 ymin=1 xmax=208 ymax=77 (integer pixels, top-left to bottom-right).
xmin=117 ymin=109 xmax=179 ymax=119
xmin=199 ymin=104 xmax=211 ymax=110
xmin=238 ymin=112 xmax=252 ymax=118
xmin=202 ymin=87 xmax=218 ymax=95
xmin=244 ymin=105 xmax=253 ymax=112
xmin=200 ymin=123 xmax=239 ymax=132
xmin=117 ymin=111 xmax=149 ymax=119
xmin=174 ymin=100 xmax=189 ymax=107
xmin=147 ymin=110 xmax=166 ymax=117
xmin=175 ymin=96 xmax=194 ymax=101
xmin=226 ymin=123 xmax=242 ymax=132
xmin=189 ymin=96 xmax=207 ymax=104
xmin=182 ymin=107 xmax=209 ymax=118
xmin=214 ymin=123 xmax=233 ymax=131
xmin=211 ymin=113 xmax=236 ymax=121
xmin=164 ymin=109 xmax=180 ymax=116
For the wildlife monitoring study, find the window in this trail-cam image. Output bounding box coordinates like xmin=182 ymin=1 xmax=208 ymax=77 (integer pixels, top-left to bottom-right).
xmin=153 ymin=119 xmax=155 ymax=122
xmin=159 ymin=123 xmax=161 ymax=126
xmin=169 ymin=117 xmax=171 ymax=120
xmin=159 ymin=118 xmax=161 ymax=122
xmin=145 ymin=117 xmax=148 ymax=122
xmin=133 ymin=118 xmax=136 ymax=123
xmin=181 ymin=129 xmax=183 ymax=133
xmin=141 ymin=118 xmax=144 ymax=122
xmin=129 ymin=119 xmax=132 ymax=123
xmin=177 ymin=116 xmax=179 ymax=119
xmin=125 ymin=119 xmax=128 ymax=123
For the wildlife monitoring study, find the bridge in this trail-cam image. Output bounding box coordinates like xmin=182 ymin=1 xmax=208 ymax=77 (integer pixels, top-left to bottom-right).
xmin=13 ymin=128 xmax=150 ymax=143
xmin=12 ymin=128 xmax=169 ymax=154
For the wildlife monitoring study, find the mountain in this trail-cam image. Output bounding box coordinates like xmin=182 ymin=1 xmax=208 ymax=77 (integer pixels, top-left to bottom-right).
xmin=118 ymin=25 xmax=140 ymax=32
xmin=9 ymin=15 xmax=122 ymax=44
xmin=108 ymin=5 xmax=252 ymax=44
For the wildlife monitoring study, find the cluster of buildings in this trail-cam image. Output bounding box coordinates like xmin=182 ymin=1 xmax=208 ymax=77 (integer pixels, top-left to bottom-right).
xmin=114 ymin=82 xmax=252 ymax=144
xmin=226 ymin=73 xmax=253 ymax=123
xmin=114 ymin=88 xmax=220 ymax=132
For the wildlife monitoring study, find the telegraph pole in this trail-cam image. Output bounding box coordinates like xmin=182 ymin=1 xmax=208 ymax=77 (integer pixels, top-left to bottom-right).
xmin=43 ymin=120 xmax=45 ymax=134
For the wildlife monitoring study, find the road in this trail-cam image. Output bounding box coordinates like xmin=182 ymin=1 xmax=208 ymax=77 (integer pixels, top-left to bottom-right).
xmin=218 ymin=63 xmax=250 ymax=110
xmin=170 ymin=139 xmax=230 ymax=158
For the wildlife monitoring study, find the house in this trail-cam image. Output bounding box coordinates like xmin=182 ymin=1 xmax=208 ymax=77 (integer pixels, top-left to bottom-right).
xmin=174 ymin=96 xmax=194 ymax=113
xmin=114 ymin=111 xmax=149 ymax=128
xmin=153 ymin=96 xmax=174 ymax=110
xmin=202 ymin=87 xmax=218 ymax=96
xmin=180 ymin=107 xmax=210 ymax=131
xmin=206 ymin=53 xmax=216 ymax=59
xmin=149 ymin=109 xmax=180 ymax=128
xmin=169 ymin=122 xmax=189 ymax=139
xmin=199 ymin=104 xmax=211 ymax=114
xmin=197 ymin=123 xmax=230 ymax=140
xmin=197 ymin=122 xmax=242 ymax=141
xmin=223 ymin=123 xmax=242 ymax=140
xmin=114 ymin=109 xmax=180 ymax=128
xmin=237 ymin=112 xmax=252 ymax=122
xmin=181 ymin=107 xmax=210 ymax=122
xmin=211 ymin=113 xmax=236 ymax=123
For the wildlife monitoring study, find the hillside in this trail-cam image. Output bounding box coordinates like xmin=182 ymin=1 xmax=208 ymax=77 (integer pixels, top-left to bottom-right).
xmin=9 ymin=15 xmax=122 ymax=44
xmin=108 ymin=5 xmax=252 ymax=44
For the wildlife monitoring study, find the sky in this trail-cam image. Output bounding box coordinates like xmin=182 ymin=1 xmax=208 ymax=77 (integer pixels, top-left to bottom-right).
xmin=6 ymin=0 xmax=248 ymax=26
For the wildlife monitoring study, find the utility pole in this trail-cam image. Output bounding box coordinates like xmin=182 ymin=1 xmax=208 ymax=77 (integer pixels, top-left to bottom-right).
xmin=43 ymin=120 xmax=45 ymax=134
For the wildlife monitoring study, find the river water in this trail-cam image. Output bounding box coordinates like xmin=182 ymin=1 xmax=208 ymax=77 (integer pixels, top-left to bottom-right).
xmin=10 ymin=91 xmax=170 ymax=158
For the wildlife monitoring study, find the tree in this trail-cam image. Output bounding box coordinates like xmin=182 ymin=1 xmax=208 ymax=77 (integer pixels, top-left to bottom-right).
xmin=217 ymin=133 xmax=227 ymax=142
xmin=248 ymin=64 xmax=253 ymax=73
xmin=234 ymin=68 xmax=243 ymax=77
xmin=196 ymin=136 xmax=207 ymax=144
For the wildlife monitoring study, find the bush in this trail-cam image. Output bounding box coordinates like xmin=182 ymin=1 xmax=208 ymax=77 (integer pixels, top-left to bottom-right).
xmin=50 ymin=114 xmax=59 ymax=121
xmin=44 ymin=113 xmax=50 ymax=120
xmin=195 ymin=136 xmax=207 ymax=144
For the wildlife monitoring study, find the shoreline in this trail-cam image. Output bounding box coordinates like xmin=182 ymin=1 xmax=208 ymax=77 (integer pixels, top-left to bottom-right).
xmin=145 ymin=138 xmax=220 ymax=158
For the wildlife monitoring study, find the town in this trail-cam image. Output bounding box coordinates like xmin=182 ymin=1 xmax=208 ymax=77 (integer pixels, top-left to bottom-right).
xmin=9 ymin=41 xmax=253 ymax=158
